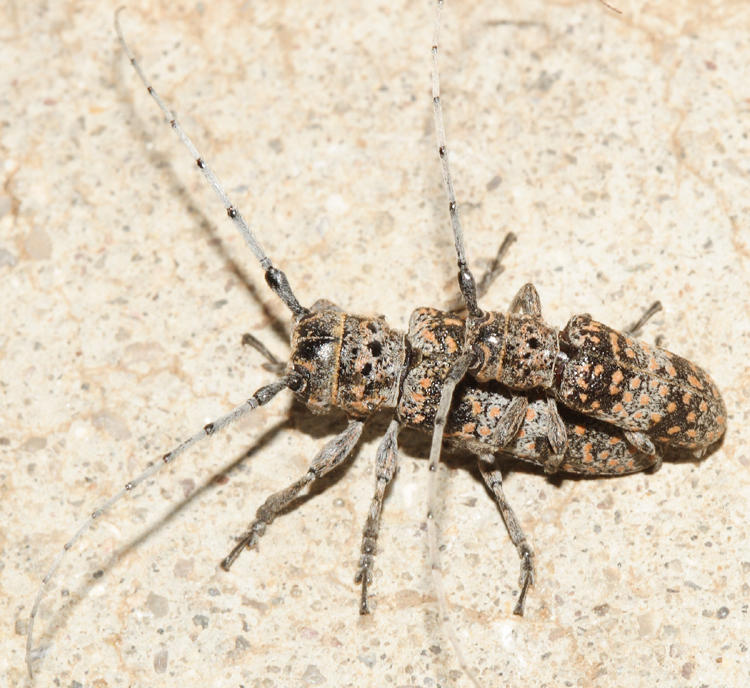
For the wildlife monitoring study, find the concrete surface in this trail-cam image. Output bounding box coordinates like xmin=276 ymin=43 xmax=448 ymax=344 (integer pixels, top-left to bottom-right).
xmin=1 ymin=1 xmax=748 ymax=686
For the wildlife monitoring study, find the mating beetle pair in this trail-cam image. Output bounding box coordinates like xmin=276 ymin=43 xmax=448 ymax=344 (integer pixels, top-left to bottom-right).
xmin=26 ymin=0 xmax=726 ymax=679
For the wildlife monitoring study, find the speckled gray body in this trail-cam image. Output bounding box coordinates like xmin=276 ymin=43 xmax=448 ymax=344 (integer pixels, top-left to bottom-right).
xmin=465 ymin=284 xmax=726 ymax=458
xmin=288 ymin=303 xmax=654 ymax=475
xmin=557 ymin=314 xmax=726 ymax=451
xmin=397 ymin=308 xmax=654 ymax=475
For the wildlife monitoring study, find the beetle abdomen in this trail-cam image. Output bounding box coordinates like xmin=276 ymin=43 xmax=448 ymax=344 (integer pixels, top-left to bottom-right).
xmin=558 ymin=315 xmax=726 ymax=450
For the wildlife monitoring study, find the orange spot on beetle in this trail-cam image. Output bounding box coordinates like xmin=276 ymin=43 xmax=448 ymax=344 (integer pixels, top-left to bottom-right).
xmin=421 ymin=328 xmax=437 ymax=344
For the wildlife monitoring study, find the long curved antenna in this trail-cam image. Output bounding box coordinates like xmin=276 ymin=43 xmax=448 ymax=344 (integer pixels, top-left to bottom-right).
xmin=432 ymin=0 xmax=481 ymax=317
xmin=26 ymin=376 xmax=294 ymax=677
xmin=114 ymin=7 xmax=306 ymax=318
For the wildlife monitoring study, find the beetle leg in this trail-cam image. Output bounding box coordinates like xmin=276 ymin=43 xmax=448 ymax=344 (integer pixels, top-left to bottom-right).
xmin=509 ymin=282 xmax=542 ymax=316
xmin=355 ymin=419 xmax=400 ymax=614
xmin=475 ymin=231 xmax=516 ymax=300
xmin=477 ymin=456 xmax=535 ymax=616
xmin=624 ymin=300 xmax=662 ymax=338
xmin=543 ymin=397 xmax=568 ymax=474
xmin=623 ymin=429 xmax=657 ymax=457
xmin=221 ymin=419 xmax=364 ymax=570
xmin=491 ymin=394 xmax=528 ymax=447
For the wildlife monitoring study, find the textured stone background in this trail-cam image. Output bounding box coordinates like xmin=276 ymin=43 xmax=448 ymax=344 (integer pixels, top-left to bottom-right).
xmin=1 ymin=1 xmax=748 ymax=686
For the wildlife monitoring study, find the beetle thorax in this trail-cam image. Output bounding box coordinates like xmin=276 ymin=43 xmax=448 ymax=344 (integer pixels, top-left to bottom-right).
xmin=288 ymin=300 xmax=407 ymax=418
xmin=467 ymin=311 xmax=558 ymax=390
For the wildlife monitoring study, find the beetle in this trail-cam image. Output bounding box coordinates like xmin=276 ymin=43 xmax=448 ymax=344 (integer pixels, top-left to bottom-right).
xmin=26 ymin=4 xmax=726 ymax=683
xmin=25 ymin=8 xmax=659 ymax=678
xmin=429 ymin=0 xmax=726 ymax=475
xmin=460 ymin=284 xmax=727 ymax=473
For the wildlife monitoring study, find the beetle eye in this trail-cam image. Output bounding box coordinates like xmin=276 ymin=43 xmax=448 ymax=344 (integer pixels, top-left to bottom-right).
xmin=288 ymin=368 xmax=308 ymax=393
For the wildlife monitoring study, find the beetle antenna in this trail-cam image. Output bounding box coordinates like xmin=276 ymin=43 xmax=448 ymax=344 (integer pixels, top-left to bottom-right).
xmin=26 ymin=376 xmax=295 ymax=677
xmin=432 ymin=0 xmax=482 ymax=318
xmin=114 ymin=8 xmax=307 ymax=318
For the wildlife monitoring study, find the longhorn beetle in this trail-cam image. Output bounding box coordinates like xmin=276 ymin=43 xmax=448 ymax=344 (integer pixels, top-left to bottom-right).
xmin=423 ymin=2 xmax=726 ymax=665
xmin=427 ymin=0 xmax=726 ymax=478
xmin=25 ymin=2 xmax=725 ymax=681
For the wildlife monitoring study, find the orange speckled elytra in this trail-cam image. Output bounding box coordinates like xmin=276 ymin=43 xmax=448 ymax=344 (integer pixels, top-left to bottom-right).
xmin=456 ymin=284 xmax=727 ymax=475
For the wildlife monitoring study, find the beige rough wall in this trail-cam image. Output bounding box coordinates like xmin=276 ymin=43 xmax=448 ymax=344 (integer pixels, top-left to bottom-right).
xmin=1 ymin=1 xmax=748 ymax=686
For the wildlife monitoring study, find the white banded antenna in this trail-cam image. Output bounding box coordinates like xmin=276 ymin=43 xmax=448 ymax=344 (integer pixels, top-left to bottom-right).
xmin=114 ymin=7 xmax=306 ymax=318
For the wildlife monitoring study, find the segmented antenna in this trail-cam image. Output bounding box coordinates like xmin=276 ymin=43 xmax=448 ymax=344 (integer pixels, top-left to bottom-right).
xmin=114 ymin=7 xmax=307 ymax=318
xmin=26 ymin=377 xmax=295 ymax=677
xmin=432 ymin=0 xmax=481 ymax=318
xmin=428 ymin=4 xmax=484 ymax=686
